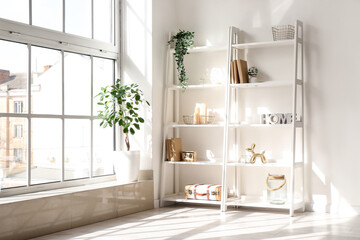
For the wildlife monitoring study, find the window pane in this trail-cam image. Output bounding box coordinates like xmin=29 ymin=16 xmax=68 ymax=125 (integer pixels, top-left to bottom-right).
xmin=0 ymin=117 xmax=27 ymax=189
xmin=65 ymin=0 xmax=91 ymax=38
xmin=64 ymin=119 xmax=90 ymax=180
xmin=31 ymin=47 xmax=62 ymax=115
xmin=94 ymin=0 xmax=113 ymax=43
xmin=32 ymin=0 xmax=62 ymax=31
xmin=0 ymin=40 xmax=28 ymax=114
xmin=0 ymin=0 xmax=29 ymax=24
xmin=93 ymin=120 xmax=113 ymax=177
xmin=93 ymin=57 xmax=114 ymax=116
xmin=31 ymin=118 xmax=62 ymax=185
xmin=64 ymin=52 xmax=91 ymax=116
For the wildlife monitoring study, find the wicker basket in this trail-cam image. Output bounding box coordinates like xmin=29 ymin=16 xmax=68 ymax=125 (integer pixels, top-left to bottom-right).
xmin=183 ymin=115 xmax=215 ymax=125
xmin=272 ymin=25 xmax=295 ymax=41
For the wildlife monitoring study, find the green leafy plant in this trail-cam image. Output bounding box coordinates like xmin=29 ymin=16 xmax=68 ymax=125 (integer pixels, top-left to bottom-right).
xmin=248 ymin=66 xmax=258 ymax=77
xmin=95 ymin=79 xmax=150 ymax=151
xmin=168 ymin=29 xmax=195 ymax=90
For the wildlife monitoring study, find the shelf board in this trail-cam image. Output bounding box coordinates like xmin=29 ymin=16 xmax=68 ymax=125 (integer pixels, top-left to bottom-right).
xmin=162 ymin=194 xmax=303 ymax=210
xmin=232 ymin=40 xmax=294 ymax=50
xmin=166 ymin=123 xmax=225 ymax=128
xmin=170 ymin=45 xmax=227 ymax=54
xmin=167 ymin=83 xmax=225 ymax=90
xmin=163 ymin=193 xmax=222 ymax=205
xmin=230 ymin=81 xmax=292 ymax=88
xmin=227 ymin=162 xmax=303 ymax=168
xmin=165 ymin=160 xmax=223 ymax=166
xmin=227 ymin=196 xmax=303 ymax=210
xmin=229 ymin=123 xmax=292 ymax=128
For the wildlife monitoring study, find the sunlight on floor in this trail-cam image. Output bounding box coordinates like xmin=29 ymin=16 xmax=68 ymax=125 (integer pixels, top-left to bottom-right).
xmin=32 ymin=204 xmax=360 ymax=240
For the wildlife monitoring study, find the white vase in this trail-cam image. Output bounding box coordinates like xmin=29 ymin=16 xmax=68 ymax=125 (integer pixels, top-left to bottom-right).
xmin=112 ymin=151 xmax=140 ymax=184
xmin=249 ymin=76 xmax=257 ymax=83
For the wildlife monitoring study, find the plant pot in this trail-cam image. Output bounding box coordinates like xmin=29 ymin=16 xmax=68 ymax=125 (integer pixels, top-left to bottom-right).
xmin=249 ymin=76 xmax=258 ymax=83
xmin=112 ymin=151 xmax=140 ymax=184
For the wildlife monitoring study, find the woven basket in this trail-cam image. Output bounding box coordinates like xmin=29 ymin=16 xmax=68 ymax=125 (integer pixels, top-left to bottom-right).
xmin=183 ymin=115 xmax=215 ymax=125
xmin=272 ymin=25 xmax=295 ymax=41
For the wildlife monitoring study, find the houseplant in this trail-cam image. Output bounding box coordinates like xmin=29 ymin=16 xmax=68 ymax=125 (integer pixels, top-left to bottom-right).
xmin=96 ymin=79 xmax=150 ymax=183
xmin=248 ymin=66 xmax=258 ymax=83
xmin=168 ymin=29 xmax=195 ymax=91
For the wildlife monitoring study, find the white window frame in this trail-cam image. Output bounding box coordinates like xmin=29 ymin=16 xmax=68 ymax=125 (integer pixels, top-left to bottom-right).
xmin=0 ymin=0 xmax=121 ymax=197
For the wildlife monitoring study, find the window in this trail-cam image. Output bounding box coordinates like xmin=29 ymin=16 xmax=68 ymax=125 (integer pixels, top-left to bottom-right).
xmin=0 ymin=1 xmax=119 ymax=194
xmin=14 ymin=101 xmax=24 ymax=113
xmin=14 ymin=124 xmax=23 ymax=138
xmin=14 ymin=148 xmax=23 ymax=162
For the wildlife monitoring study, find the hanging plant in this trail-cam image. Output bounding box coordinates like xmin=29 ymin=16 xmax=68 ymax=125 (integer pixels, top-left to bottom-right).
xmin=168 ymin=29 xmax=195 ymax=91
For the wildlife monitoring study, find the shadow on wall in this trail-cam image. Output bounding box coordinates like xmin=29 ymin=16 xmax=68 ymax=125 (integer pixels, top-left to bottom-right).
xmin=122 ymin=0 xmax=152 ymax=170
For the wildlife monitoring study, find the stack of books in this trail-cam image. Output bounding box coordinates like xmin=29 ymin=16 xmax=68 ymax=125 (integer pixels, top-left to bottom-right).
xmin=230 ymin=59 xmax=249 ymax=84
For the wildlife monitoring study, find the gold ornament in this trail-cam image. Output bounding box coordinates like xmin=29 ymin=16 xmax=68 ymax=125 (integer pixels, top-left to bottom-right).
xmin=246 ymin=144 xmax=267 ymax=164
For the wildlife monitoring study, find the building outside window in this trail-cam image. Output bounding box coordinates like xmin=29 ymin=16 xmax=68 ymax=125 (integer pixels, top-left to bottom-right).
xmin=14 ymin=124 xmax=23 ymax=138
xmin=14 ymin=101 xmax=23 ymax=113
xmin=0 ymin=0 xmax=120 ymax=194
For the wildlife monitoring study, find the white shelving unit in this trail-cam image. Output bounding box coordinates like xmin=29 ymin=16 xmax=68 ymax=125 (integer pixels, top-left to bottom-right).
xmin=160 ymin=20 xmax=304 ymax=217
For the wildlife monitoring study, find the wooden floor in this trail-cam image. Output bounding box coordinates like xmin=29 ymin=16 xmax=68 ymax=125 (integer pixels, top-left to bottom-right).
xmin=32 ymin=204 xmax=360 ymax=240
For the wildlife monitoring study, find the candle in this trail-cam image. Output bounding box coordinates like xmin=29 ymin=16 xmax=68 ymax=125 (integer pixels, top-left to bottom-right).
xmin=200 ymin=103 xmax=207 ymax=124
xmin=194 ymin=103 xmax=201 ymax=124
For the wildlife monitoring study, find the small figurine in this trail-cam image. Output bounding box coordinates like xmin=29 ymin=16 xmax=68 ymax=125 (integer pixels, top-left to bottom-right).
xmin=246 ymin=144 xmax=267 ymax=164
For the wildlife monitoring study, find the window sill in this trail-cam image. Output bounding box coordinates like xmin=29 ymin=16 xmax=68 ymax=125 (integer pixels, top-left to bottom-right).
xmin=0 ymin=180 xmax=152 ymax=205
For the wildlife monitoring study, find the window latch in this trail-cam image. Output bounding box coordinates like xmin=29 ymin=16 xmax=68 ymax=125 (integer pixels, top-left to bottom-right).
xmin=59 ymin=41 xmax=69 ymax=46
xmin=9 ymin=31 xmax=21 ymax=36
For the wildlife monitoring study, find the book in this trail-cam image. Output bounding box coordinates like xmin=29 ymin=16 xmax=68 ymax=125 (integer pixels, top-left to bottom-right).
xmin=230 ymin=60 xmax=234 ymax=84
xmin=236 ymin=59 xmax=249 ymax=83
xmin=231 ymin=60 xmax=240 ymax=84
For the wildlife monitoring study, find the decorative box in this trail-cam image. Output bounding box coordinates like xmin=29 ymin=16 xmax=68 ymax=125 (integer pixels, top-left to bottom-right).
xmin=182 ymin=151 xmax=197 ymax=162
xmin=185 ymin=184 xmax=221 ymax=201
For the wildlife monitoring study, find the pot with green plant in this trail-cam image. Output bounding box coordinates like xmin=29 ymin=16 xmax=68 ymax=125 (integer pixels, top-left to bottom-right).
xmin=96 ymin=79 xmax=150 ymax=183
xmin=168 ymin=29 xmax=195 ymax=91
xmin=248 ymin=66 xmax=259 ymax=83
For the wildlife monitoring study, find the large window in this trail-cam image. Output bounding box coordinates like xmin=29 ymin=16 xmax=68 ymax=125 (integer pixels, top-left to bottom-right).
xmin=0 ymin=0 xmax=119 ymax=193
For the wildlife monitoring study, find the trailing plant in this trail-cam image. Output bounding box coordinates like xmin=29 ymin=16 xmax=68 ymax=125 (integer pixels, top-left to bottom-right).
xmin=168 ymin=29 xmax=195 ymax=90
xmin=95 ymin=79 xmax=150 ymax=151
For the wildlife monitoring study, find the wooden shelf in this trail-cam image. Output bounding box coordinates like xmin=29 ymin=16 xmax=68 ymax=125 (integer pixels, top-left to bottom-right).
xmin=167 ymin=83 xmax=225 ymax=90
xmin=230 ymin=81 xmax=292 ymax=88
xmin=232 ymin=40 xmax=294 ymax=50
xmin=170 ymin=45 xmax=226 ymax=54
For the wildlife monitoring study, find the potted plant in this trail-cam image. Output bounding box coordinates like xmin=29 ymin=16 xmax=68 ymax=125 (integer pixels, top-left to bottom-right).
xmin=95 ymin=79 xmax=150 ymax=183
xmin=248 ymin=66 xmax=259 ymax=83
xmin=168 ymin=29 xmax=195 ymax=91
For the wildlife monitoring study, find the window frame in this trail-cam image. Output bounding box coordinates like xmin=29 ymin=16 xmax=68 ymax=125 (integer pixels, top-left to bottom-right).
xmin=0 ymin=0 xmax=121 ymax=197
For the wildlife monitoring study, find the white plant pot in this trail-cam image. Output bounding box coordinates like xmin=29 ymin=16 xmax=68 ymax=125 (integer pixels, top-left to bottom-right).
xmin=249 ymin=76 xmax=258 ymax=83
xmin=112 ymin=151 xmax=140 ymax=184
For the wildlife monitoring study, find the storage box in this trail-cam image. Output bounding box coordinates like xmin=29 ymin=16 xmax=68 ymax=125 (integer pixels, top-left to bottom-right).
xmin=166 ymin=138 xmax=182 ymax=161
xmin=182 ymin=151 xmax=197 ymax=162
xmin=185 ymin=184 xmax=221 ymax=201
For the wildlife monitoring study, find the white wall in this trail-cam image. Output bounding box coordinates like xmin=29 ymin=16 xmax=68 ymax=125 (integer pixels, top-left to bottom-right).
xmin=152 ymin=0 xmax=177 ymax=206
xmin=164 ymin=0 xmax=360 ymax=213
xmin=122 ymin=0 xmax=153 ymax=170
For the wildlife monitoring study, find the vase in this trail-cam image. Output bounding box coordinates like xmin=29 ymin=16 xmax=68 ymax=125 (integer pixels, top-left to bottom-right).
xmin=111 ymin=151 xmax=140 ymax=184
xmin=249 ymin=76 xmax=257 ymax=83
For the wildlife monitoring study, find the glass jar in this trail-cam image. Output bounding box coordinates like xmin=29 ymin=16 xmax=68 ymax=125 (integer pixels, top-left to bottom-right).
xmin=266 ymin=174 xmax=287 ymax=204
